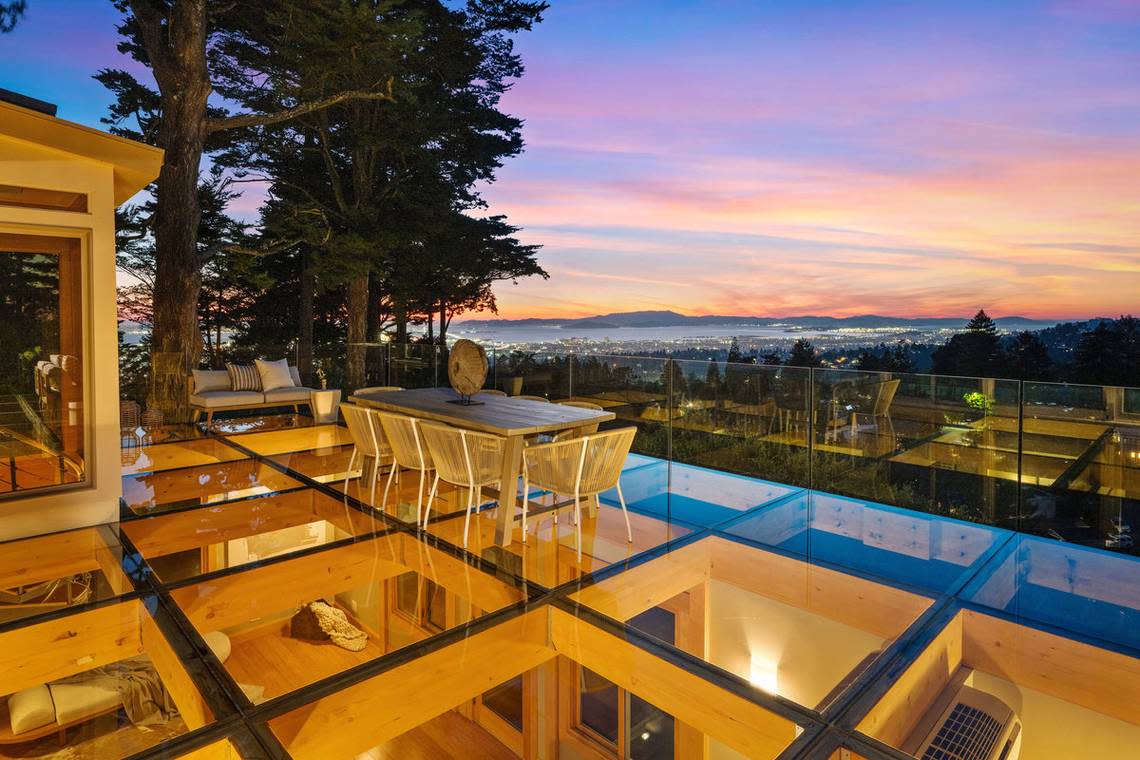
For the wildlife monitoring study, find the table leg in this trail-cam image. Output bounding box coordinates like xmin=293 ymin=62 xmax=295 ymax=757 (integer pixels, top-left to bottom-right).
xmin=495 ymin=435 xmax=525 ymax=547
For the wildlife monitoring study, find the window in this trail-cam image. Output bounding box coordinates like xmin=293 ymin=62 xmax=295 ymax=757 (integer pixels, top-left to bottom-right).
xmin=578 ymin=666 xmax=620 ymax=744
xmin=0 ymin=234 xmax=85 ymax=497
xmin=394 ymin=573 xmax=446 ymax=632
xmin=482 ymin=675 xmax=524 ymax=731
xmin=0 ymin=184 xmax=88 ymax=213
xmin=570 ymin=606 xmax=678 ymax=757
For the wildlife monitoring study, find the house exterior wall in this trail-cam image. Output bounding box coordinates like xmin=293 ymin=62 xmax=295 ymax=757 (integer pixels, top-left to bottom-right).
xmin=0 ymin=134 xmax=124 ymax=540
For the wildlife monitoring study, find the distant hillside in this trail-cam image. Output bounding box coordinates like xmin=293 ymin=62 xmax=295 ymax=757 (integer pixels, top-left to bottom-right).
xmin=460 ymin=310 xmax=1061 ymax=331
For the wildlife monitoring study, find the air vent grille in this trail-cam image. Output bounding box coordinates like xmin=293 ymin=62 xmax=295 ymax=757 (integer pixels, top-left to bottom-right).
xmin=921 ymin=701 xmax=1002 ymax=760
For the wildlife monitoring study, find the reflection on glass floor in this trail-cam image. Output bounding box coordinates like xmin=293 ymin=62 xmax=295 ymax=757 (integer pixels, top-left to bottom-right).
xmin=119 ymin=437 xmax=248 ymax=476
xmin=121 ymin=460 xmax=303 ymax=516
xmin=3 ymin=414 xmax=1139 ymax=758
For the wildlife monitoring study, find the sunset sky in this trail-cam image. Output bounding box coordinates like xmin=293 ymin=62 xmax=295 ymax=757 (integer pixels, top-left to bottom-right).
xmin=4 ymin=0 xmax=1139 ymax=320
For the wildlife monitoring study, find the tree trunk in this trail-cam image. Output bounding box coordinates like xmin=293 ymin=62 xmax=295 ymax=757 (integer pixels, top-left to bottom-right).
xmin=346 ymin=275 xmax=368 ymax=389
xmin=394 ymin=299 xmax=408 ymax=344
xmin=298 ymin=262 xmax=315 ymax=385
xmin=136 ymin=0 xmax=212 ymax=422
xmin=438 ymin=301 xmax=448 ymax=345
xmin=366 ymin=271 xmax=382 ymax=342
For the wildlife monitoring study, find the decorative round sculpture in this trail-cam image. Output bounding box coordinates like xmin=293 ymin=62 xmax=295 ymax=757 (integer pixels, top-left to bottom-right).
xmin=447 ymin=339 xmax=488 ymax=400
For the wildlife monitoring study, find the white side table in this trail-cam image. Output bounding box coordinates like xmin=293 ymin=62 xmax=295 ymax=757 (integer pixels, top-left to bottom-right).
xmin=309 ymin=389 xmax=342 ymax=424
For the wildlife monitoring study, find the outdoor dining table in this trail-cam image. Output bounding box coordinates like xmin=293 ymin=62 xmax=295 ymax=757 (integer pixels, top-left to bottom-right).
xmin=347 ymin=387 xmax=615 ymax=546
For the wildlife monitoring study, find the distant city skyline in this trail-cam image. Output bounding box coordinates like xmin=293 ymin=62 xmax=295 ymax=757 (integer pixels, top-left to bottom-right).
xmin=4 ymin=0 xmax=1139 ymax=320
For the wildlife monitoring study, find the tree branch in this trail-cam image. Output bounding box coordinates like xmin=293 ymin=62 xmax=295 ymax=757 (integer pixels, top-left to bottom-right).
xmin=204 ymin=79 xmax=395 ymax=133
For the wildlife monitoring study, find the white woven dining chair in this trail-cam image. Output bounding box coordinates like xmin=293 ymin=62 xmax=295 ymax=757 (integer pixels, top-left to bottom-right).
xmin=558 ymin=400 xmax=603 ymax=411
xmin=551 ymin=400 xmax=604 ymax=441
xmin=419 ymin=422 xmax=506 ymax=547
xmin=340 ymin=403 xmax=392 ymax=503
xmin=522 ymin=426 xmax=637 ymax=559
xmin=376 ymin=412 xmax=434 ymax=523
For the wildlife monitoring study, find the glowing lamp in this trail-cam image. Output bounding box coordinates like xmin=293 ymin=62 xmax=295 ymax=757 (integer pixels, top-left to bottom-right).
xmin=749 ymin=656 xmax=779 ymax=694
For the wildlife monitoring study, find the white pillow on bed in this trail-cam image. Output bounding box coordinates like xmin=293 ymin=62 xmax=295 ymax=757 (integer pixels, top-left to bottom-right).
xmin=48 ymin=682 xmax=121 ymax=725
xmin=7 ymin=684 xmax=55 ymax=735
xmin=255 ymin=358 xmax=295 ymax=392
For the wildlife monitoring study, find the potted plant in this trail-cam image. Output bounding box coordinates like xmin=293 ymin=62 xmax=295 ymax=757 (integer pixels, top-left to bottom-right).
xmin=503 ymin=350 xmax=536 ymax=396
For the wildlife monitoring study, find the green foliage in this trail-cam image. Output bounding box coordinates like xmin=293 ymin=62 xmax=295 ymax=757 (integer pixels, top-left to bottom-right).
xmin=854 ymin=342 xmax=915 ymax=373
xmin=1073 ymin=316 xmax=1140 ymax=386
xmin=503 ymin=350 xmax=537 ymax=377
xmin=0 ymin=1 xmax=26 ymax=33
xmin=786 ymin=338 xmax=821 ymax=368
xmin=214 ymin=0 xmax=548 ymax=347
xmin=962 ymin=391 xmax=993 ymax=414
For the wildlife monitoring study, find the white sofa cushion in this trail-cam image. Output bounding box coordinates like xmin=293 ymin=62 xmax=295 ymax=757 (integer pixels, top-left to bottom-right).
xmin=49 ymin=682 xmax=122 ymax=725
xmin=289 ymin=365 xmax=302 ymax=386
xmin=255 ymin=358 xmax=295 ymax=392
xmin=190 ymin=390 xmax=265 ymax=408
xmin=7 ymin=684 xmax=55 ymax=735
xmin=264 ymin=386 xmax=314 ymax=403
xmin=192 ymin=369 xmax=231 ymax=393
xmin=203 ymin=630 xmax=231 ymax=663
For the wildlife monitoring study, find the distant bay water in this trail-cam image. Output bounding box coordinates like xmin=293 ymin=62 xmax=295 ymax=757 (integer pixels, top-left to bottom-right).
xmin=451 ymin=323 xmax=837 ymax=344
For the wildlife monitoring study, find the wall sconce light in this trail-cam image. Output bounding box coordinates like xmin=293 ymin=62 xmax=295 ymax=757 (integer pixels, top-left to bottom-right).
xmin=749 ymin=656 xmax=779 ymax=695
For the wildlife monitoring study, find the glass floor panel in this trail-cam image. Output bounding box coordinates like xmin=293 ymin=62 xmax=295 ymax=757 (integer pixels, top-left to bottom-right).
xmin=723 ymin=490 xmax=1009 ymax=594
xmin=0 ymin=525 xmax=133 ymax=628
xmin=426 ymin=499 xmax=692 ymax=589
xmin=225 ymin=424 xmax=354 ymax=456
xmin=0 ymin=598 xmax=222 ymax=759
xmin=857 ymin=608 xmax=1140 ymax=760
xmin=963 ymin=533 xmax=1140 ymax=649
xmin=167 ymin=532 xmax=526 ymax=703
xmin=571 ymin=535 xmax=933 ymax=713
xmin=121 ymin=460 xmax=304 ymax=516
xmin=266 ymin=605 xmax=805 ymax=760
xmin=120 ymin=437 xmax=247 ymax=476
xmin=120 ymin=488 xmax=388 ymax=584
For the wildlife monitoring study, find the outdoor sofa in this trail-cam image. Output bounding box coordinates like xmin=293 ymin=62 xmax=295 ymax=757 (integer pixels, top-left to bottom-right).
xmin=189 ymin=359 xmax=317 ymax=424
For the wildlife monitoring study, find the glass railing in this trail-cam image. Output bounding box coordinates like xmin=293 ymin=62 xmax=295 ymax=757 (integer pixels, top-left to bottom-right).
xmin=119 ymin=340 xmax=1139 ymax=554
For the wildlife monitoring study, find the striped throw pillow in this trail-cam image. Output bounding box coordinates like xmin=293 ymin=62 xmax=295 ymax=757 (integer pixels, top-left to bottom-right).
xmin=226 ymin=363 xmax=262 ymax=392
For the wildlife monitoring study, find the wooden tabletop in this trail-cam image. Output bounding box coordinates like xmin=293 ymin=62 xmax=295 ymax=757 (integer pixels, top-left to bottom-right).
xmin=348 ymin=387 xmax=615 ymax=436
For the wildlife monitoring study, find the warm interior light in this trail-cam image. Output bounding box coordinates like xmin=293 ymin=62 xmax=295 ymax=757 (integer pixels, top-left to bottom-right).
xmin=310 ymin=389 xmax=342 ymax=424
xmin=749 ymin=656 xmax=779 ymax=694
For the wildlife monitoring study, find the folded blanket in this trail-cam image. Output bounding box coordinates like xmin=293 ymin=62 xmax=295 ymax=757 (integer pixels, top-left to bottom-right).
xmin=51 ymin=655 xmax=177 ymax=726
xmin=311 ymin=600 xmax=368 ymax=651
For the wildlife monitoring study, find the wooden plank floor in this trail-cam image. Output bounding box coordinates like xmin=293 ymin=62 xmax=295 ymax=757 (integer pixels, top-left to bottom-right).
xmin=361 ymin=711 xmax=517 ymax=760
xmin=224 ymin=618 xmax=387 ymax=701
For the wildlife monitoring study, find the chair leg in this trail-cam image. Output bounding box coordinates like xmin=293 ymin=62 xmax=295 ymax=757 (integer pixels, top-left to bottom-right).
xmin=344 ymin=448 xmax=357 ymax=492
xmin=616 ymin=481 xmax=632 ymax=543
xmin=381 ymin=461 xmax=398 ymax=510
xmin=574 ymin=486 xmax=582 ymax=562
xmin=462 ymin=485 xmax=474 ymax=548
xmin=521 ymin=474 xmax=529 ymax=536
xmin=369 ymin=457 xmax=381 ymax=505
xmin=416 ymin=466 xmax=427 ymax=525
xmin=424 ymin=473 xmax=440 ymax=530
